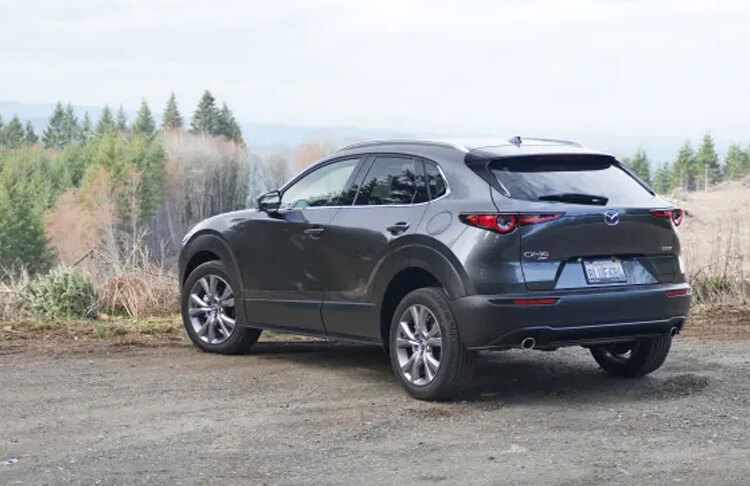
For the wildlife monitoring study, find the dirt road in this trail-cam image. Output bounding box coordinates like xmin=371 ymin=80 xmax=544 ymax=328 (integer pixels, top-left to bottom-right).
xmin=1 ymin=340 xmax=749 ymax=485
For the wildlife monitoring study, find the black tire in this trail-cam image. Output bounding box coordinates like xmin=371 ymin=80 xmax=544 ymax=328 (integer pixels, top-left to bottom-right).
xmin=389 ymin=287 xmax=475 ymax=401
xmin=181 ymin=260 xmax=261 ymax=355
xmin=590 ymin=335 xmax=672 ymax=377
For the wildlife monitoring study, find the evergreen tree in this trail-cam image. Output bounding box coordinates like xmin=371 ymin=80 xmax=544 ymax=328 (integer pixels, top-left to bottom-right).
xmin=132 ymin=100 xmax=156 ymax=137
xmin=653 ymin=162 xmax=673 ymax=194
xmin=0 ymin=185 xmax=53 ymax=272
xmin=216 ymin=103 xmax=243 ymax=144
xmin=24 ymin=121 xmax=38 ymax=145
xmin=695 ymin=132 xmax=720 ymax=189
xmin=115 ymin=105 xmax=129 ymax=132
xmin=723 ymin=143 xmax=750 ymax=181
xmin=96 ymin=105 xmax=116 ymax=134
xmin=0 ymin=113 xmax=4 ymax=131
xmin=78 ymin=112 xmax=93 ymax=142
xmin=627 ymin=149 xmax=651 ymax=185
xmin=1 ymin=115 xmax=25 ymax=149
xmin=190 ymin=90 xmax=219 ymax=135
xmin=672 ymin=141 xmax=697 ymax=191
xmin=61 ymin=103 xmax=80 ymax=145
xmin=42 ymin=102 xmax=67 ymax=149
xmin=162 ymin=92 xmax=183 ymax=130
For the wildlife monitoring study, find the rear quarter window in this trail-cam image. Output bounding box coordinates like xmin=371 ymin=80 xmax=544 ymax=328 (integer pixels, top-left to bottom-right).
xmin=489 ymin=155 xmax=654 ymax=205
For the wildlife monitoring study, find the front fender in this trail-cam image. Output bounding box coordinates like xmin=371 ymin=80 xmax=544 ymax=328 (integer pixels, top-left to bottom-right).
xmin=179 ymin=231 xmax=244 ymax=297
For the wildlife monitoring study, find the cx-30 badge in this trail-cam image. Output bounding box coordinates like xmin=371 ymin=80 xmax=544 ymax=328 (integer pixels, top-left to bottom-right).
xmin=604 ymin=210 xmax=620 ymax=226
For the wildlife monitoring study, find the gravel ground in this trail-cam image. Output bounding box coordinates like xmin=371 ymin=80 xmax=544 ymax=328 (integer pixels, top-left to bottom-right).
xmin=1 ymin=340 xmax=749 ymax=485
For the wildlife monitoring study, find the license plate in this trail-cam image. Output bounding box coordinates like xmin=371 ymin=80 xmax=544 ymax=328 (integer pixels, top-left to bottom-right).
xmin=583 ymin=259 xmax=627 ymax=284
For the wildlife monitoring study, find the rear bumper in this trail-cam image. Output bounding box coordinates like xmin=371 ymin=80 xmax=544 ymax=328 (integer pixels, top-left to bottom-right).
xmin=451 ymin=284 xmax=691 ymax=350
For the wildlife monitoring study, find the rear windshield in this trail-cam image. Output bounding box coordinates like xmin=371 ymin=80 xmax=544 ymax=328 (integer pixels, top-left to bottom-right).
xmin=489 ymin=155 xmax=654 ymax=205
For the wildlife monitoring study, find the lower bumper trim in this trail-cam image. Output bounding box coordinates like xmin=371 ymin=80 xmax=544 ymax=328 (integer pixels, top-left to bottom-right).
xmin=467 ymin=316 xmax=686 ymax=351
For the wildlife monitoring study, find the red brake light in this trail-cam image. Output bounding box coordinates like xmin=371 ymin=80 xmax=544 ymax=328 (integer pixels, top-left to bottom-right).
xmin=651 ymin=208 xmax=683 ymax=227
xmin=671 ymin=208 xmax=683 ymax=226
xmin=461 ymin=214 xmax=517 ymax=234
xmin=460 ymin=213 xmax=563 ymax=234
xmin=518 ymin=213 xmax=563 ymax=225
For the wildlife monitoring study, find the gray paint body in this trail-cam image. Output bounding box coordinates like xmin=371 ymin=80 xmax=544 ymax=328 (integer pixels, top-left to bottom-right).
xmin=179 ymin=140 xmax=691 ymax=349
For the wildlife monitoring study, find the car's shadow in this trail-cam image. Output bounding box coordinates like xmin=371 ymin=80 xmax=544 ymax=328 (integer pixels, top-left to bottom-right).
xmin=248 ymin=340 xmax=708 ymax=404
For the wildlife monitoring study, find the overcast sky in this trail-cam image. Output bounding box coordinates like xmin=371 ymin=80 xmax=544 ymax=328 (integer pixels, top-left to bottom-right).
xmin=1 ymin=0 xmax=749 ymax=140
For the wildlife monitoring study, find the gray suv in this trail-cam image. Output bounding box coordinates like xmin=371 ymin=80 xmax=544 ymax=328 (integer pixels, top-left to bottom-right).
xmin=179 ymin=137 xmax=691 ymax=400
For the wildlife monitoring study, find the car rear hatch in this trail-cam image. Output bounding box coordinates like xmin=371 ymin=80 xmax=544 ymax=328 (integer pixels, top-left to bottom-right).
xmin=482 ymin=153 xmax=680 ymax=290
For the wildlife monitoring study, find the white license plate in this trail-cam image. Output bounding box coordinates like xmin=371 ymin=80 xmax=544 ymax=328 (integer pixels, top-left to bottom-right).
xmin=583 ymin=259 xmax=627 ymax=284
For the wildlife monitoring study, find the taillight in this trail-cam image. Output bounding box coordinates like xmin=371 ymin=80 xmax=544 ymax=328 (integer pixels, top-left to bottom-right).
xmin=651 ymin=208 xmax=683 ymax=227
xmin=518 ymin=213 xmax=564 ymax=225
xmin=460 ymin=213 xmax=563 ymax=234
xmin=460 ymin=214 xmax=517 ymax=233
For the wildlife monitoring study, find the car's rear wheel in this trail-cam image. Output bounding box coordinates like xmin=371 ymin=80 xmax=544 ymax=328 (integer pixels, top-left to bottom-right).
xmin=590 ymin=335 xmax=672 ymax=377
xmin=181 ymin=260 xmax=261 ymax=354
xmin=389 ymin=288 xmax=475 ymax=401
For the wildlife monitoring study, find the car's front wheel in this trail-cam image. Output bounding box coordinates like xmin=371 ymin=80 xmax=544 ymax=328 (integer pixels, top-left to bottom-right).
xmin=590 ymin=335 xmax=672 ymax=377
xmin=389 ymin=288 xmax=475 ymax=401
xmin=181 ymin=260 xmax=261 ymax=354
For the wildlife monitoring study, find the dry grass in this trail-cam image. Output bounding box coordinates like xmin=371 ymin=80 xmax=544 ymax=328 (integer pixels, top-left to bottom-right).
xmin=668 ymin=176 xmax=750 ymax=307
xmin=98 ymin=272 xmax=178 ymax=318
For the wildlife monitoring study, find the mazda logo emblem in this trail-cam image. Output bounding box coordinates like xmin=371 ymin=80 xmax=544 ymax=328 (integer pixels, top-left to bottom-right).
xmin=604 ymin=210 xmax=620 ymax=226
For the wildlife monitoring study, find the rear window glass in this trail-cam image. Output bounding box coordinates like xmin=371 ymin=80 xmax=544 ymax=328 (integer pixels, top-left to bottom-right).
xmin=489 ymin=155 xmax=654 ymax=205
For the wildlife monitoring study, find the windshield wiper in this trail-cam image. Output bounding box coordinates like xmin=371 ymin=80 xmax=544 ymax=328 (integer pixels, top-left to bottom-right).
xmin=538 ymin=193 xmax=609 ymax=206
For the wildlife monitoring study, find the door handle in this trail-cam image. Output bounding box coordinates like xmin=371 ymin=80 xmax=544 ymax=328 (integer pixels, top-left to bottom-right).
xmin=304 ymin=226 xmax=325 ymax=239
xmin=386 ymin=222 xmax=410 ymax=235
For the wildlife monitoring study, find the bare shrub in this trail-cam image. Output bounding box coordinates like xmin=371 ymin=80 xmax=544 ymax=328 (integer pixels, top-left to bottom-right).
xmin=93 ymin=226 xmax=178 ymax=319
xmin=0 ymin=269 xmax=33 ymax=321
xmin=98 ymin=273 xmax=178 ymax=318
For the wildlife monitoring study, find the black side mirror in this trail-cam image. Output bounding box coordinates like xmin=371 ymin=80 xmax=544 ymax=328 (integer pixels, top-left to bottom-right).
xmin=257 ymin=190 xmax=281 ymax=213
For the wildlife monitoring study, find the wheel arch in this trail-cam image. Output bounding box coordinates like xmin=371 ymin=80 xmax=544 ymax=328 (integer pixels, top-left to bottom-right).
xmin=374 ymin=244 xmax=471 ymax=348
xmin=180 ymin=232 xmax=243 ymax=296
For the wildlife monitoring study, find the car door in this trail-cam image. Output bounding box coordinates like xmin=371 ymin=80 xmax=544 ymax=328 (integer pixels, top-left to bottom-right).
xmin=320 ymin=155 xmax=430 ymax=339
xmin=239 ymin=157 xmax=364 ymax=332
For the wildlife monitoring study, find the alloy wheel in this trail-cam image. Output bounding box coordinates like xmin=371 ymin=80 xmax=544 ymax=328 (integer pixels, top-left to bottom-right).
xmin=395 ymin=304 xmax=442 ymax=386
xmin=188 ymin=275 xmax=236 ymax=345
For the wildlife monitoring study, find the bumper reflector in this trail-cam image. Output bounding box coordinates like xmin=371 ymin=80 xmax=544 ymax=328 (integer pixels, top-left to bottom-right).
xmin=665 ymin=288 xmax=690 ymax=297
xmin=513 ymin=298 xmax=559 ymax=306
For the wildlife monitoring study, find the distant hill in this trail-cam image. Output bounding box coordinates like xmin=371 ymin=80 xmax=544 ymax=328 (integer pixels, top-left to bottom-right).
xmin=0 ymin=100 xmax=738 ymax=162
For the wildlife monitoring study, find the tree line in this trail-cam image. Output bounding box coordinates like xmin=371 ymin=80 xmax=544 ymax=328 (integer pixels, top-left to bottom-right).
xmin=0 ymin=90 xmax=243 ymax=151
xmin=622 ymin=132 xmax=750 ymax=194
xmin=0 ymin=91 xmax=248 ymax=273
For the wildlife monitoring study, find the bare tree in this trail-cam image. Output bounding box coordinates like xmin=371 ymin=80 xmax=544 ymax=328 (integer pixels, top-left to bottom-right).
xmin=264 ymin=152 xmax=291 ymax=189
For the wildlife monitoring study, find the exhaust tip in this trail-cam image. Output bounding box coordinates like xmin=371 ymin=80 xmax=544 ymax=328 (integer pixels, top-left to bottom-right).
xmin=670 ymin=326 xmax=679 ymax=337
xmin=521 ymin=337 xmax=536 ymax=350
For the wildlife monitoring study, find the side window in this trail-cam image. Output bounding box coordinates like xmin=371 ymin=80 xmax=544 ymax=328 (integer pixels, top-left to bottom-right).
xmin=355 ymin=156 xmax=423 ymax=206
xmin=280 ymin=158 xmax=359 ymax=210
xmin=425 ymin=162 xmax=447 ymax=200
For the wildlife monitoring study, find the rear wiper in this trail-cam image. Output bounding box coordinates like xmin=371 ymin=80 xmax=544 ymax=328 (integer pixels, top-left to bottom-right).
xmin=538 ymin=193 xmax=609 ymax=206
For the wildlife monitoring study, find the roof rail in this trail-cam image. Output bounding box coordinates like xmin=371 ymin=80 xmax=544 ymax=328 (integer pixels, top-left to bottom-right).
xmin=507 ymin=136 xmax=583 ymax=148
xmin=337 ymin=139 xmax=469 ymax=153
